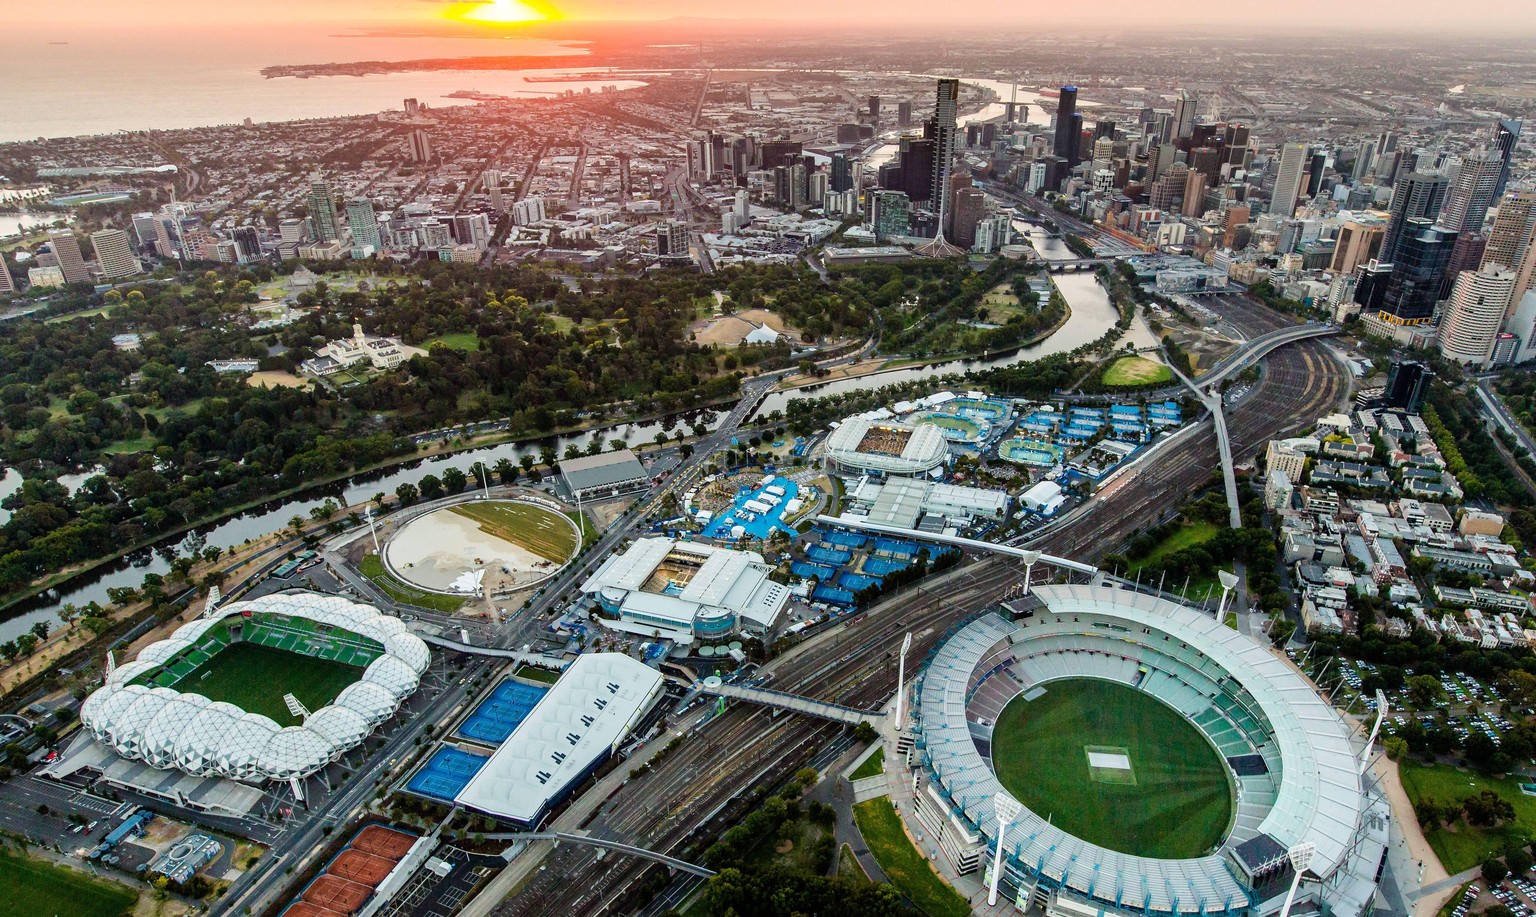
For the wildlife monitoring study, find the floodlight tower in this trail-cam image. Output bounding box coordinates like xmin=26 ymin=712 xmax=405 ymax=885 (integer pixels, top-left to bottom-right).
xmin=893 ymin=632 xmax=914 ymax=728
xmin=1361 ymin=688 xmax=1389 ymax=775
xmin=988 ymin=793 xmax=1023 ymax=906
xmin=1278 ymin=843 xmax=1315 ymax=917
xmin=1019 ymin=550 xmax=1041 ymax=596
xmin=364 ymin=505 xmax=381 ymax=554
xmin=1216 ymin=570 xmax=1239 ymax=624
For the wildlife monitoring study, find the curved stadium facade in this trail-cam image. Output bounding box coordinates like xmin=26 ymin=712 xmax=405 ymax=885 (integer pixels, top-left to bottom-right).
xmin=82 ymin=593 xmax=429 ymax=783
xmin=911 ymin=583 xmax=1387 ymax=917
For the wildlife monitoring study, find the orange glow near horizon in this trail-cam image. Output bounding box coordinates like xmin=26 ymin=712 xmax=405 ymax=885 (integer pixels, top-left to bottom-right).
xmin=446 ymin=0 xmax=557 ymax=24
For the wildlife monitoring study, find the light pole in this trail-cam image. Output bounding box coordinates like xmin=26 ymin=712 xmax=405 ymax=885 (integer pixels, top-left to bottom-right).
xmin=1216 ymin=570 xmax=1239 ymax=624
xmin=364 ymin=506 xmax=381 ymax=555
xmin=1279 ymin=843 xmax=1315 ymax=917
xmin=893 ymin=632 xmax=913 ymax=729
xmin=1019 ymin=550 xmax=1041 ymax=596
xmin=1361 ymin=688 xmax=1388 ymax=776
xmin=988 ymin=794 xmax=1023 ymax=906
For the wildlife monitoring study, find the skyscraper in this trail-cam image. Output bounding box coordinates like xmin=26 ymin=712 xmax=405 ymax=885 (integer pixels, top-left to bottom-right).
xmin=1270 ymin=143 xmax=1310 ymax=218
xmin=929 ymin=79 xmax=960 ymax=230
xmin=1173 ymin=90 xmax=1197 ymax=140
xmin=232 ymin=226 xmax=262 ymax=262
xmin=1441 ymin=149 xmax=1503 ymax=235
xmin=1380 ymin=220 xmax=1458 ymax=324
xmin=90 ymin=229 xmax=140 ymax=279
xmin=867 ymin=95 xmax=881 ymax=123
xmin=871 ymin=191 xmax=911 ymax=242
xmin=1438 ymin=265 xmax=1518 ymax=365
xmin=1492 ymin=119 xmax=1522 ymax=198
xmin=308 ymin=173 xmax=340 ymax=243
xmin=950 ymin=187 xmax=986 ymax=248
xmin=1482 ymin=190 xmax=1536 ymax=274
xmin=1329 ymin=221 xmax=1385 ymax=275
xmin=830 ymin=154 xmax=854 ymax=193
xmin=1052 ymin=86 xmax=1079 ymax=167
xmin=483 ymin=170 xmax=504 ymax=212
xmin=898 ymin=100 xmax=912 ymax=127
xmin=1381 ymin=172 xmax=1449 ymax=261
xmin=346 ymin=198 xmax=383 ymax=253
xmin=48 ymin=230 xmax=89 ymax=284
xmin=407 ymin=130 xmax=433 ymax=164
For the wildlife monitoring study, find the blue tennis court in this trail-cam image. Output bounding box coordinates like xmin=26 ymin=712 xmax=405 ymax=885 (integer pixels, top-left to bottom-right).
xmin=861 ymin=557 xmax=909 ymax=576
xmin=839 ymin=573 xmax=881 ymax=592
xmin=408 ymin=746 xmax=489 ymax=801
xmin=812 ymin=585 xmax=857 ymax=606
xmin=872 ymin=538 xmax=919 ymax=559
xmin=791 ymin=561 xmax=838 ymax=579
xmin=455 ymin=679 xmax=549 ymax=745
xmin=823 ymin=531 xmax=868 ymax=549
xmin=806 ymin=544 xmax=853 ymax=564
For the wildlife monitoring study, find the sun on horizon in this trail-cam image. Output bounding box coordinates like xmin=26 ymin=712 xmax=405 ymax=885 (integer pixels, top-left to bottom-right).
xmin=447 ymin=0 xmax=556 ymax=25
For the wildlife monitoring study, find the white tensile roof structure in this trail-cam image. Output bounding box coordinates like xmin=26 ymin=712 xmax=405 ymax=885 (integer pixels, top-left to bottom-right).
xmin=824 ymin=416 xmax=949 ymax=477
xmin=81 ymin=593 xmax=429 ymax=783
xmin=454 ymin=653 xmax=664 ymax=825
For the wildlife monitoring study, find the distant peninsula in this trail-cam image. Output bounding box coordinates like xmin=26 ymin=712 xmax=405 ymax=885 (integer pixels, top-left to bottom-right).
xmin=260 ymin=54 xmax=608 ymax=79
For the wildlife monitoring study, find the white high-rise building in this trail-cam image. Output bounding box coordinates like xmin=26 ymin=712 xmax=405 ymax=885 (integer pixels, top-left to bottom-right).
xmin=1270 ymin=143 xmax=1310 ymax=218
xmin=1025 ymin=161 xmax=1048 ymax=195
xmin=734 ymin=190 xmax=750 ymax=225
xmin=512 ymin=197 xmax=546 ymax=227
xmin=483 ymin=170 xmax=504 ymax=212
xmin=90 ymin=229 xmax=141 ymax=279
xmin=1439 ymin=265 xmax=1518 ymax=366
xmin=48 ymin=230 xmax=90 ymax=284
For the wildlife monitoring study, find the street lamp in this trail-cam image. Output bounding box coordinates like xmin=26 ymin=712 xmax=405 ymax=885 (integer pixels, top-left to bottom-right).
xmin=893 ymin=632 xmax=914 ymax=729
xmin=989 ymin=793 xmax=1023 ymax=906
xmin=1279 ymin=843 xmax=1315 ymax=917
xmin=1216 ymin=570 xmax=1239 ymax=624
xmin=1019 ymin=550 xmax=1041 ymax=596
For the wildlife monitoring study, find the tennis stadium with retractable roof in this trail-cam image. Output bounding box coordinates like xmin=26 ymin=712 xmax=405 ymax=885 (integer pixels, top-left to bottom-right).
xmin=910 ymin=582 xmax=1388 ymax=917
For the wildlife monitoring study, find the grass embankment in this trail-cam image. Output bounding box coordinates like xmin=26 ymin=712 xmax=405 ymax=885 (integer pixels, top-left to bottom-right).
xmin=1102 ymin=355 xmax=1173 ymax=387
xmin=850 ymin=747 xmax=885 ymax=781
xmin=448 ymin=502 xmax=578 ymax=563
xmin=852 ymin=798 xmax=970 ymax=917
xmin=1399 ymin=760 xmax=1536 ymax=873
xmin=1126 ymin=521 xmax=1231 ymax=598
xmin=0 ymin=850 xmax=139 ymax=917
xmin=358 ymin=554 xmax=465 ymax=614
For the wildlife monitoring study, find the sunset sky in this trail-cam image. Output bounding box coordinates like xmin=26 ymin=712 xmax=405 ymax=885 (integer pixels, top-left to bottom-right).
xmin=15 ymin=0 xmax=1536 ymax=34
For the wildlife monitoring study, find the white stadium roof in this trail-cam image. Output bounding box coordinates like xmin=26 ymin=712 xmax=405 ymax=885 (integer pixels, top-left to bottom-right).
xmin=81 ymin=592 xmax=429 ymax=783
xmin=916 ymin=584 xmax=1367 ymax=916
xmin=454 ymin=652 xmax=664 ymax=825
xmin=824 ymin=416 xmax=948 ymax=476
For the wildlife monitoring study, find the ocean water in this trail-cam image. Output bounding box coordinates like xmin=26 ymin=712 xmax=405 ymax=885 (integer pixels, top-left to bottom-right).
xmin=0 ymin=25 xmax=631 ymax=142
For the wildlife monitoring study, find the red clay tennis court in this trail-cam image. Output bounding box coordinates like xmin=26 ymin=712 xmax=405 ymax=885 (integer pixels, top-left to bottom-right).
xmin=329 ymin=849 xmax=395 ymax=886
xmin=279 ymin=903 xmax=345 ymax=917
xmin=302 ymin=875 xmax=372 ymax=914
xmin=352 ymin=825 xmax=416 ymax=859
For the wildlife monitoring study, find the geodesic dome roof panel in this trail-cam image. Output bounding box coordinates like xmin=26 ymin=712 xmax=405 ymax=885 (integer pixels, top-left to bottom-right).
xmin=79 ymin=590 xmax=425 ymax=783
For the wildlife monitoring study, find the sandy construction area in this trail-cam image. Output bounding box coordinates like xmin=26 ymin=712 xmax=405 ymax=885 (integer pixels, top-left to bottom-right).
xmin=246 ymin=370 xmax=312 ymax=389
xmin=384 ymin=508 xmax=555 ymax=593
xmin=690 ymin=308 xmax=796 ymax=346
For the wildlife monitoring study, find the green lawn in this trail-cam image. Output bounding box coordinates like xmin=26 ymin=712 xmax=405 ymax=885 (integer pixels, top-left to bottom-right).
xmin=567 ymin=510 xmax=599 ymax=549
xmin=852 ymin=798 xmax=970 ymax=917
xmin=1399 ymin=760 xmax=1536 ymax=873
xmin=181 ymin=641 xmax=362 ymax=725
xmin=448 ymin=501 xmax=579 ymax=564
xmin=1102 ymin=355 xmax=1173 ymax=387
xmin=838 ymin=844 xmax=871 ymax=884
xmin=990 ymin=678 xmax=1232 ymax=858
xmin=358 ymin=553 xmax=466 ymax=614
xmin=850 ymin=747 xmax=885 ymax=781
xmin=0 ymin=850 xmax=138 ymax=917
xmin=426 ymin=332 xmax=480 ymax=351
xmin=514 ymin=664 xmax=562 ymax=685
xmin=102 ymin=434 xmax=157 ymax=454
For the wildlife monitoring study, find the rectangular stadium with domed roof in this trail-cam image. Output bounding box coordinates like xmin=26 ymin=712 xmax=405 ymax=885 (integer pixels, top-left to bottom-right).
xmin=78 ymin=591 xmax=430 ymax=788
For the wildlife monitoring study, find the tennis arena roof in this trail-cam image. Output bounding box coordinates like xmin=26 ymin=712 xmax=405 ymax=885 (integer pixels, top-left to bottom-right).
xmin=454 ymin=652 xmax=664 ymax=825
xmin=825 ymin=416 xmax=948 ymax=476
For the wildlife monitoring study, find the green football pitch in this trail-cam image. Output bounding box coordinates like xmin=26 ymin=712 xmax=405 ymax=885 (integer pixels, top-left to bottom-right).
xmin=0 ymin=850 xmax=138 ymax=917
xmin=179 ymin=642 xmax=364 ymax=725
xmin=990 ymin=678 xmax=1233 ymax=859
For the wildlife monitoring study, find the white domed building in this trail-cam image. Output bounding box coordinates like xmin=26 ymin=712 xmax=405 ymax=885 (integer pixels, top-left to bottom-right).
xmin=81 ymin=592 xmax=428 ymax=790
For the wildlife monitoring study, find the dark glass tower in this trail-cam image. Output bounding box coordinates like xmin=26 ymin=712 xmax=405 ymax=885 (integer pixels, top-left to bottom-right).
xmin=1381 ymin=220 xmax=1458 ymax=323
xmin=1053 ymin=86 xmax=1079 ymax=164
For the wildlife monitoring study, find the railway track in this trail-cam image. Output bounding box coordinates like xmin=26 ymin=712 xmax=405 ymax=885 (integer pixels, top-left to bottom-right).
xmin=488 ymin=297 xmax=1353 ymax=916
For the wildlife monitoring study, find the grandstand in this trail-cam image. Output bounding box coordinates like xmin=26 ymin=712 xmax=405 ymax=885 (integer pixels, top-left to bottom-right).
xmin=824 ymin=416 xmax=949 ymax=477
xmin=909 ymin=583 xmax=1386 ymax=917
xmin=82 ymin=592 xmax=429 ymax=784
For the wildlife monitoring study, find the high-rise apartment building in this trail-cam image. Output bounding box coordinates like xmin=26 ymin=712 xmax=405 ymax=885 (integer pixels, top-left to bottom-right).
xmin=1482 ymin=190 xmax=1536 ymax=273
xmin=48 ymin=230 xmax=89 ymax=284
xmin=1270 ymin=143 xmax=1310 ymax=218
xmin=830 ymin=154 xmax=855 ymax=193
xmin=0 ymin=258 xmax=14 ymax=294
xmin=1052 ymin=86 xmax=1079 ymax=168
xmin=1173 ymin=90 xmax=1197 ymax=140
xmin=308 ymin=173 xmax=340 ymax=243
xmin=1441 ymin=149 xmax=1503 ymax=235
xmin=929 ymin=79 xmax=960 ymax=228
xmin=1438 ymin=265 xmax=1518 ymax=365
xmin=1329 ymin=221 xmax=1385 ymax=275
xmin=1381 ymin=172 xmax=1449 ymax=261
xmin=483 ymin=170 xmax=503 ymax=211
xmin=90 ymin=229 xmax=141 ymax=279
xmin=1182 ymin=170 xmax=1208 ymax=218
xmin=871 ymin=191 xmax=911 ymax=242
xmin=897 ymin=100 xmax=913 ymax=127
xmin=407 ymin=130 xmax=433 ymax=164
xmin=949 ymin=187 xmax=986 ymax=248
xmin=346 ymin=198 xmax=383 ymax=253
